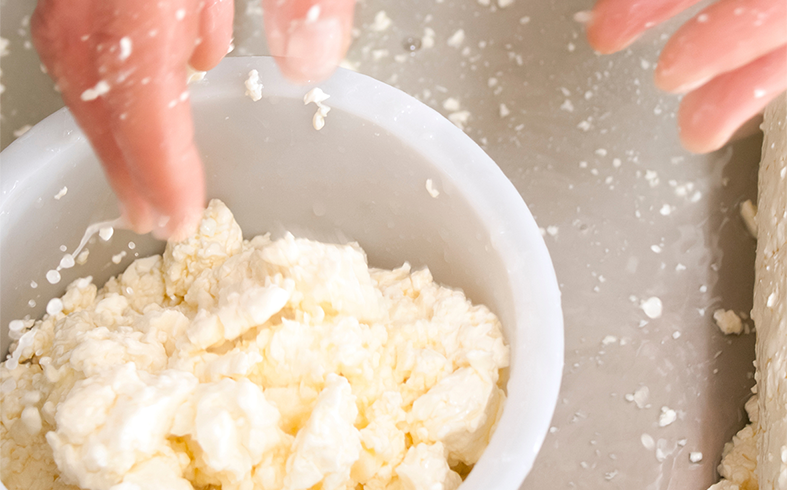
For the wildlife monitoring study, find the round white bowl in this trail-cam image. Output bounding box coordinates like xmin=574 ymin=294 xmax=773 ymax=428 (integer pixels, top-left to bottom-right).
xmin=0 ymin=56 xmax=563 ymax=489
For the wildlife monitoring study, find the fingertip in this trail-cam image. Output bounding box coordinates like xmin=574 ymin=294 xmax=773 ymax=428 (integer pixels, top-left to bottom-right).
xmin=189 ymin=0 xmax=235 ymax=71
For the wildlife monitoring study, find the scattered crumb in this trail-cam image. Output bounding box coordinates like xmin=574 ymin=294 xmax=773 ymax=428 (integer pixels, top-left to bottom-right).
xmin=740 ymin=199 xmax=758 ymax=237
xmin=370 ymin=10 xmax=392 ymax=31
xmin=443 ymin=97 xmax=461 ymax=111
xmin=425 ymin=179 xmax=440 ymax=198
xmin=448 ymin=110 xmax=471 ymax=130
xmin=13 ymin=124 xmax=32 ymax=137
xmin=498 ymin=0 xmax=515 ymax=8
xmin=54 ymin=186 xmax=68 ymax=200
xmin=499 ymin=103 xmax=510 ymax=118
xmin=244 ymin=69 xmax=263 ymax=101
xmin=601 ymin=335 xmax=618 ymax=346
xmin=303 ymin=87 xmax=331 ymax=130
xmin=713 ymin=309 xmax=743 ymax=335
xmin=641 ymin=297 xmax=663 ymax=319
xmin=625 ymin=385 xmax=650 ymax=409
xmin=658 ymin=407 xmax=677 ymax=427
xmin=689 ymin=452 xmax=703 ymax=463
xmin=80 ymin=80 xmax=110 ymax=101
xmin=546 ymin=226 xmax=559 ymax=237
xmin=111 ymin=251 xmax=127 ymax=264
xmin=447 ymin=29 xmax=466 ymax=48
xmin=641 ymin=433 xmax=655 ymax=450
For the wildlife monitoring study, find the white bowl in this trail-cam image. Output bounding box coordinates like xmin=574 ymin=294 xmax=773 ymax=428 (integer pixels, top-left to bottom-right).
xmin=0 ymin=56 xmax=563 ymax=489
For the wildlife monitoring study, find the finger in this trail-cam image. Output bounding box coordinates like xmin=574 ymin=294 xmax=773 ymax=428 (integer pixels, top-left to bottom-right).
xmin=586 ymin=0 xmax=701 ymax=54
xmin=262 ymin=0 xmax=355 ymax=83
xmin=189 ymin=0 xmax=234 ymax=71
xmin=678 ymin=46 xmax=787 ymax=154
xmin=655 ymin=0 xmax=787 ymax=93
xmin=93 ymin=0 xmax=206 ymax=239
xmin=31 ymin=0 xmax=156 ymax=231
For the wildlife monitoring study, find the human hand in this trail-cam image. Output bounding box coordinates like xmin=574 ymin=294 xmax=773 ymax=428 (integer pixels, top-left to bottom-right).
xmin=32 ymin=0 xmax=355 ymax=239
xmin=586 ymin=0 xmax=787 ymax=153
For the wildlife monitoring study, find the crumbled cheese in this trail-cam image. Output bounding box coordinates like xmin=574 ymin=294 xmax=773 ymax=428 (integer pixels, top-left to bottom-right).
xmin=713 ymin=309 xmax=744 ymax=335
xmin=425 ymin=179 xmax=440 ymax=198
xmin=244 ymin=69 xmax=263 ymax=101
xmin=641 ymin=297 xmax=663 ymax=319
xmin=370 ymin=10 xmax=392 ymax=31
xmin=740 ymin=199 xmax=758 ymax=238
xmin=690 ymin=451 xmax=703 ymax=463
xmin=447 ymin=29 xmax=465 ymax=48
xmin=303 ymin=87 xmax=331 ymax=130
xmin=658 ymin=406 xmax=677 ymax=427
xmin=1 ymin=199 xmax=509 ymax=490
xmin=54 ymin=186 xmax=68 ymax=200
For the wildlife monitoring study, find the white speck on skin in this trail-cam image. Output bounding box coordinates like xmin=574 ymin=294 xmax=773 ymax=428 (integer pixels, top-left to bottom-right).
xmin=245 ymin=69 xmax=263 ymax=101
xmin=305 ymin=4 xmax=321 ymax=23
xmin=425 ymin=179 xmax=440 ymax=198
xmin=499 ymin=103 xmax=510 ymax=118
xmin=46 ymin=269 xmax=61 ymax=284
xmin=697 ymin=14 xmax=708 ymax=23
xmin=641 ymin=433 xmax=655 ymax=450
xmin=80 ymin=80 xmax=110 ymax=101
xmin=754 ymin=89 xmax=766 ymax=98
xmin=175 ymin=8 xmax=186 ymax=20
xmin=641 ymin=297 xmax=663 ymax=319
xmin=370 ymin=10 xmax=391 ymax=31
xmin=13 ymin=125 xmax=32 ymax=137
xmin=689 ymin=452 xmax=703 ymax=463
xmin=303 ymin=87 xmax=331 ymax=131
xmin=658 ymin=407 xmax=677 ymax=427
xmin=119 ymin=36 xmax=132 ymax=61
xmin=447 ymin=29 xmax=465 ymax=48
xmin=99 ymin=226 xmax=114 ymax=241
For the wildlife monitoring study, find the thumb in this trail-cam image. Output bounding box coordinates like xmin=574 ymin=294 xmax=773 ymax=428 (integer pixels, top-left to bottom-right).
xmin=262 ymin=0 xmax=355 ymax=84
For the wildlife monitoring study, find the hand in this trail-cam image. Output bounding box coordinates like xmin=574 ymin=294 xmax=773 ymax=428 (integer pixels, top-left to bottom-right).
xmin=586 ymin=0 xmax=787 ymax=153
xmin=32 ymin=0 xmax=355 ymax=239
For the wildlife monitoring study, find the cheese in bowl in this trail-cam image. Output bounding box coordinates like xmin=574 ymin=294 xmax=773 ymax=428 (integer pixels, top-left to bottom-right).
xmin=0 ymin=199 xmax=509 ymax=490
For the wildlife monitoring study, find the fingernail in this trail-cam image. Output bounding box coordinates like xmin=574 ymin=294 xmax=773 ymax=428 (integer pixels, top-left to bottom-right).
xmin=278 ymin=17 xmax=346 ymax=83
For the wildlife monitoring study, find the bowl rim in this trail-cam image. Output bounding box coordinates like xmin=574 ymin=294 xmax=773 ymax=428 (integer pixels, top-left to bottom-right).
xmin=0 ymin=56 xmax=564 ymax=489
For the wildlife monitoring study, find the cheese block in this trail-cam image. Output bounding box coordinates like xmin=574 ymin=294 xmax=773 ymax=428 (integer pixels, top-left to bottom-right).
xmin=754 ymin=92 xmax=787 ymax=489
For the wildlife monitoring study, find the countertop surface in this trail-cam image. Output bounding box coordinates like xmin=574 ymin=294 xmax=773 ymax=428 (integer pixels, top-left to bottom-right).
xmin=0 ymin=0 xmax=761 ymax=488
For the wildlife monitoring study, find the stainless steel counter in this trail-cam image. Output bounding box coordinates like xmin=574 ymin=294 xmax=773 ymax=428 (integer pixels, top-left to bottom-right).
xmin=0 ymin=0 xmax=760 ymax=488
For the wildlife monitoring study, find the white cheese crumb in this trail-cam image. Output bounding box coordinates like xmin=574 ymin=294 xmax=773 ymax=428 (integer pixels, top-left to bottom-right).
xmin=442 ymin=97 xmax=461 ymax=111
xmin=303 ymin=87 xmax=331 ymax=130
xmin=80 ymin=80 xmax=110 ymax=101
xmin=574 ymin=10 xmax=593 ymax=23
xmin=244 ymin=69 xmax=263 ymax=101
xmin=601 ymin=335 xmax=618 ymax=346
xmin=499 ymin=103 xmax=510 ymax=118
xmin=659 ymin=204 xmax=672 ymax=216
xmin=422 ymin=28 xmax=436 ymax=49
xmin=447 ymin=29 xmax=465 ymax=48
xmin=46 ymin=269 xmax=61 ymax=284
xmin=641 ymin=297 xmax=663 ymax=319
xmin=13 ymin=124 xmax=32 ymax=137
xmin=641 ymin=433 xmax=655 ymax=450
xmin=520 ymin=16 xmax=531 ymax=24
xmin=546 ymin=226 xmax=559 ymax=237
xmin=560 ymin=99 xmax=574 ymax=112
xmin=713 ymin=309 xmax=744 ymax=335
xmin=46 ymin=298 xmax=64 ymax=316
xmin=689 ymin=451 xmax=703 ymax=463
xmin=119 ymin=37 xmax=132 ymax=61
xmin=658 ymin=406 xmax=677 ymax=427
xmin=672 ymin=331 xmax=681 ymax=339
xmin=111 ymin=251 xmax=127 ymax=264
xmin=370 ymin=10 xmax=392 ymax=31
xmin=498 ymin=0 xmax=515 ymax=7
xmin=99 ymin=226 xmax=114 ymax=241
xmin=425 ymin=179 xmax=440 ymax=198
xmin=59 ymin=254 xmax=75 ymax=269
xmin=739 ymin=199 xmax=758 ymax=237
xmin=448 ymin=110 xmax=471 ymax=130
xmin=76 ymin=249 xmax=90 ymax=265
xmin=54 ymin=186 xmax=68 ymax=199
xmin=631 ymin=386 xmax=650 ymax=408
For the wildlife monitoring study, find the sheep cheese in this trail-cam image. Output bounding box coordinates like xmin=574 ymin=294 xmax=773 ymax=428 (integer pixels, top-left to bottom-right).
xmin=0 ymin=199 xmax=509 ymax=490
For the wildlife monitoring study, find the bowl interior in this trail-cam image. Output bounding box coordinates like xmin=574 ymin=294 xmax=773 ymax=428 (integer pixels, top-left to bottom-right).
xmin=0 ymin=57 xmax=563 ymax=489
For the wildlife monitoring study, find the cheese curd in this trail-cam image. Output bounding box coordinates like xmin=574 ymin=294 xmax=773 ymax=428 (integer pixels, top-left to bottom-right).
xmin=0 ymin=199 xmax=509 ymax=490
